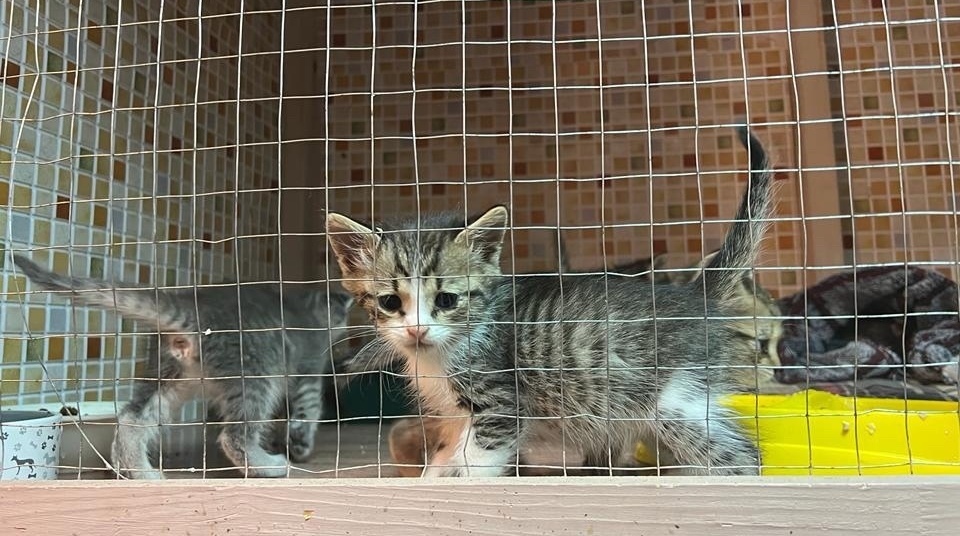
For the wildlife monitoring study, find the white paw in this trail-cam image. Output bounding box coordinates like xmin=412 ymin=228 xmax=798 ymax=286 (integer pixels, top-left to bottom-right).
xmin=121 ymin=467 xmax=165 ymax=480
xmin=421 ymin=462 xmax=506 ymax=477
xmin=422 ymin=464 xmax=459 ymax=478
xmin=243 ymin=453 xmax=290 ymax=478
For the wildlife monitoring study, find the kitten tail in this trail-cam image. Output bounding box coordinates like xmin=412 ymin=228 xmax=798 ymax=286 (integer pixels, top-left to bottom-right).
xmin=12 ymin=254 xmax=195 ymax=333
xmin=699 ymin=126 xmax=775 ymax=300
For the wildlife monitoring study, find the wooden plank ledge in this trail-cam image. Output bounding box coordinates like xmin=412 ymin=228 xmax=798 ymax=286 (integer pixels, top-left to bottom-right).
xmin=2 ymin=477 xmax=958 ymax=535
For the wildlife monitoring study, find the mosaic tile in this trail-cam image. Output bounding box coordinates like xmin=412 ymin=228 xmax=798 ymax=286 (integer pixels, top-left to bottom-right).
xmin=2 ymin=0 xmax=957 ymax=407
xmin=1 ymin=0 xmax=281 ymax=404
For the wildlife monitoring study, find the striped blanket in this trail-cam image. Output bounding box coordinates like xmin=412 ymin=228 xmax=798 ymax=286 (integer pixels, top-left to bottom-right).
xmin=772 ymin=266 xmax=960 ymax=400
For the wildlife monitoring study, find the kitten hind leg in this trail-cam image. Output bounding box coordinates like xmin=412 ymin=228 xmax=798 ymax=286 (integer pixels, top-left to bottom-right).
xmin=652 ymin=373 xmax=760 ymax=476
xmin=111 ymin=379 xmax=189 ymax=480
xmin=216 ymin=379 xmax=289 ymax=478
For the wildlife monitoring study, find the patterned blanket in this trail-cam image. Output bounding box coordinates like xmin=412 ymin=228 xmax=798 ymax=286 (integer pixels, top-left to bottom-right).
xmin=772 ymin=266 xmax=960 ymax=400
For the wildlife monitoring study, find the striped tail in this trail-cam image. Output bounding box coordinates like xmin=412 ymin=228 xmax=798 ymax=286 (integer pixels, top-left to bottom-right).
xmin=700 ymin=126 xmax=775 ymax=300
xmin=12 ymin=254 xmax=195 ymax=333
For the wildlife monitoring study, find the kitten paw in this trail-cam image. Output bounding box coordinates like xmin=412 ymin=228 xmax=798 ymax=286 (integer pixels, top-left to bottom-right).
xmin=243 ymin=454 xmax=290 ymax=478
xmin=422 ymin=464 xmax=461 ymax=478
xmin=117 ymin=467 xmax=165 ymax=480
xmin=422 ymin=463 xmax=506 ymax=477
xmin=287 ymin=431 xmax=316 ymax=462
xmin=266 ymin=431 xmax=315 ymax=462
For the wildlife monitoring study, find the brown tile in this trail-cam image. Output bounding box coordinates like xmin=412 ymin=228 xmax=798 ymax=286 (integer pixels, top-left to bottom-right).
xmin=101 ymin=79 xmax=113 ymax=101
xmin=1 ymin=60 xmax=21 ymax=88
xmin=87 ymin=337 xmax=101 ymax=359
xmin=93 ymin=205 xmax=107 ymax=227
xmin=56 ymin=196 xmax=71 ymax=219
xmin=87 ymin=22 xmax=102 ymax=45
xmin=113 ymin=160 xmax=125 ymax=181
xmin=49 ymin=337 xmax=65 ymax=361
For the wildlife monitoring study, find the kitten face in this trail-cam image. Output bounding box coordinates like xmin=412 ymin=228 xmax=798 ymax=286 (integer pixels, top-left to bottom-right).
xmin=326 ymin=206 xmax=508 ymax=355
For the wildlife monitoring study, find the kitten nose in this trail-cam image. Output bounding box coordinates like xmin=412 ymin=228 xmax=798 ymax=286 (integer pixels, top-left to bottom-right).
xmin=406 ymin=325 xmax=429 ymax=340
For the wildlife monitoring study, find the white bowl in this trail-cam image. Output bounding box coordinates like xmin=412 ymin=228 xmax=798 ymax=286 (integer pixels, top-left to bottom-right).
xmin=1 ymin=410 xmax=63 ymax=480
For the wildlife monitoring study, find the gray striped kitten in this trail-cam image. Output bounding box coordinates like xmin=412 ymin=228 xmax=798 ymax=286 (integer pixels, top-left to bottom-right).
xmin=327 ymin=126 xmax=773 ymax=476
xmin=13 ymin=256 xmax=352 ymax=479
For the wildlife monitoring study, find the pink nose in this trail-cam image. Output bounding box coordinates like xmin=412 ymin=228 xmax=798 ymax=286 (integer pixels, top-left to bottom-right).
xmin=406 ymin=325 xmax=429 ymax=340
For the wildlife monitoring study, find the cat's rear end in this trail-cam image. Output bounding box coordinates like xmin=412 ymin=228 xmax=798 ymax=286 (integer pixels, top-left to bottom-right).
xmin=512 ymin=127 xmax=773 ymax=474
xmin=13 ymin=256 xmax=354 ymax=478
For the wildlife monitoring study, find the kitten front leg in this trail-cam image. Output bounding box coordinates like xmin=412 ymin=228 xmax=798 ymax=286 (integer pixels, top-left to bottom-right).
xmin=284 ymin=375 xmax=324 ymax=462
xmin=423 ymin=414 xmax=520 ymax=477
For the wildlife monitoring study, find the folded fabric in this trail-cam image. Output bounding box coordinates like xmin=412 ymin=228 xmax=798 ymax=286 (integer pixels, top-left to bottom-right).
xmin=775 ymin=266 xmax=960 ymax=386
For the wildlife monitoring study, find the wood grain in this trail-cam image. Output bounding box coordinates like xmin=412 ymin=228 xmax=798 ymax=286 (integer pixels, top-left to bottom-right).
xmin=2 ymin=477 xmax=959 ymax=535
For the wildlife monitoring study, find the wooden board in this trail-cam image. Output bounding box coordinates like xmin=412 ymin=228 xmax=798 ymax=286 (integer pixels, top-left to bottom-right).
xmin=3 ymin=477 xmax=959 ymax=535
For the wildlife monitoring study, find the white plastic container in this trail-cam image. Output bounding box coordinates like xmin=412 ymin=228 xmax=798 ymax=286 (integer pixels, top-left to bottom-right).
xmin=0 ymin=409 xmax=63 ymax=480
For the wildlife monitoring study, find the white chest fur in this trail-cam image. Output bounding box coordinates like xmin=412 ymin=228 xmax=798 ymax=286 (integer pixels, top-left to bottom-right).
xmin=400 ymin=348 xmax=462 ymax=416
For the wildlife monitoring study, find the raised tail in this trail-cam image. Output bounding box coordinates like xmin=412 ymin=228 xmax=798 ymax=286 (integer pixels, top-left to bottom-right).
xmin=700 ymin=126 xmax=775 ymax=300
xmin=12 ymin=254 xmax=195 ymax=333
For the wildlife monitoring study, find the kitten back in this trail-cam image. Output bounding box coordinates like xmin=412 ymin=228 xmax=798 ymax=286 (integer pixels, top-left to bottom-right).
xmin=700 ymin=126 xmax=775 ymax=300
xmin=12 ymin=254 xmax=195 ymax=333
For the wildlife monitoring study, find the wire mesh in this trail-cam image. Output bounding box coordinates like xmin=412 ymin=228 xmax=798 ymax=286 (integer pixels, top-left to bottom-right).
xmin=0 ymin=0 xmax=958 ymax=481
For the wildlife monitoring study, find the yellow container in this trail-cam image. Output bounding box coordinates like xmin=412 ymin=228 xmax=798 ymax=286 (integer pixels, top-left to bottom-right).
xmin=635 ymin=390 xmax=960 ymax=475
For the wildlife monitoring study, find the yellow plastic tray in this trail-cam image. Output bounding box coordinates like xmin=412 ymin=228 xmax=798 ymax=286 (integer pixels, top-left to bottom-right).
xmin=635 ymin=390 xmax=960 ymax=475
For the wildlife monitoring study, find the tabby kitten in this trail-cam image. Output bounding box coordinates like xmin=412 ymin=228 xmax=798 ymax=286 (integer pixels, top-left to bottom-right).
xmin=13 ymin=255 xmax=352 ymax=479
xmin=386 ymin=248 xmax=783 ymax=475
xmin=327 ymin=126 xmax=774 ymax=476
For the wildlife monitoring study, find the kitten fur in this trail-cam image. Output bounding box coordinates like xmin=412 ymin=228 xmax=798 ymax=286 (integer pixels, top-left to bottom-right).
xmin=327 ymin=126 xmax=774 ymax=476
xmin=13 ymin=255 xmax=352 ymax=479
xmin=637 ymin=249 xmax=783 ymax=379
xmin=386 ymin=251 xmax=783 ymax=475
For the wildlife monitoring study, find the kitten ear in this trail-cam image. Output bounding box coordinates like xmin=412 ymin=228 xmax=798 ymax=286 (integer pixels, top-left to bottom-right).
xmin=455 ymin=205 xmax=509 ymax=263
xmin=689 ymin=250 xmax=720 ymax=282
xmin=326 ymin=213 xmax=380 ymax=274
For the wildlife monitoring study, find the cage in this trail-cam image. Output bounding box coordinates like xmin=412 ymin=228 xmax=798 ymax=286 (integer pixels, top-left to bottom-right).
xmin=1 ymin=0 xmax=959 ymax=532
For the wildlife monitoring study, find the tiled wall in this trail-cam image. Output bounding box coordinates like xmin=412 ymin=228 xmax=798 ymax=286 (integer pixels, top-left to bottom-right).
xmin=2 ymin=0 xmax=958 ymax=406
xmin=825 ymin=0 xmax=960 ymax=270
xmin=1 ymin=0 xmax=281 ymax=405
xmin=320 ymin=0 xmax=808 ymax=293
xmin=320 ymin=0 xmax=958 ymax=287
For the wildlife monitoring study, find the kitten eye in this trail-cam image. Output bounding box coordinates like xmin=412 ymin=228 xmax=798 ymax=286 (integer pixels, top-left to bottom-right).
xmin=434 ymin=292 xmax=459 ymax=310
xmin=378 ymin=294 xmax=402 ymax=312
